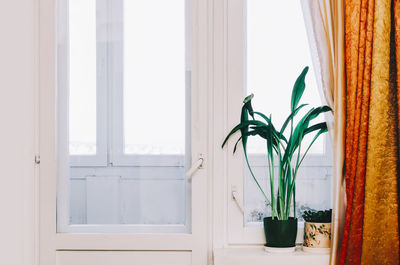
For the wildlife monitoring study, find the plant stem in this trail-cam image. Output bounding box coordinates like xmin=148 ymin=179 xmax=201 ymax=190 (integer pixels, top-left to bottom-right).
xmin=293 ymin=185 xmax=296 ymax=218
xmin=244 ymin=150 xmax=271 ymax=205
xmin=267 ymin=149 xmax=276 ymax=219
xmin=277 ymin=146 xmax=285 ymax=220
xmin=286 ymin=142 xmax=301 ymax=219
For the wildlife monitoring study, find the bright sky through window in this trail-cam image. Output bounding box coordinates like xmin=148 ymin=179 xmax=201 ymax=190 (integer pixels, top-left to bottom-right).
xmin=123 ymin=0 xmax=186 ymax=155
xmin=68 ymin=0 xmax=97 ymax=155
xmin=246 ymin=0 xmax=325 ymax=154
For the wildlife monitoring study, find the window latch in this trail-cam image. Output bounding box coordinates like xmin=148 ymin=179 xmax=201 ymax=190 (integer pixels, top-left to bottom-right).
xmin=34 ymin=155 xmax=40 ymax=165
xmin=186 ymin=154 xmax=204 ymax=179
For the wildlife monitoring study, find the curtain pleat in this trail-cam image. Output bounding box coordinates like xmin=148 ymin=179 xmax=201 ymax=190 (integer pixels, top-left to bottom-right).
xmin=341 ymin=0 xmax=400 ymax=264
xmin=340 ymin=1 xmax=374 ymax=264
xmin=302 ymin=1 xmax=400 ymax=263
xmin=360 ymin=0 xmax=399 ymax=263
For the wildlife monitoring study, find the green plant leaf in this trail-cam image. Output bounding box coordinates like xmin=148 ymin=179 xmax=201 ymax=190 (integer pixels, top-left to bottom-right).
xmin=254 ymin=112 xmax=287 ymax=144
xmin=233 ymin=136 xmax=242 ymax=153
xmin=243 ymin=93 xmax=255 ymax=119
xmin=280 ymin=104 xmax=308 ymax=136
xmin=302 ymin=209 xmax=332 ymax=222
xmin=291 ymin=66 xmax=309 ymax=112
xmin=283 ymin=105 xmax=331 ymax=163
xmin=304 ymin=122 xmax=328 ymax=135
xmin=221 ymin=120 xmax=267 ymax=149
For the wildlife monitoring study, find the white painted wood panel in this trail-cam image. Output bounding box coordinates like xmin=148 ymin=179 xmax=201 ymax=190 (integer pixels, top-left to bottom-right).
xmin=214 ymin=248 xmax=329 ymax=265
xmin=56 ymin=251 xmax=191 ymax=265
xmin=0 ymin=0 xmax=37 ymax=265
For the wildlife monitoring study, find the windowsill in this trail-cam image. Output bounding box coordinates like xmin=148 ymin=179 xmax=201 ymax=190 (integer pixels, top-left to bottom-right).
xmin=214 ymin=246 xmax=329 ymax=265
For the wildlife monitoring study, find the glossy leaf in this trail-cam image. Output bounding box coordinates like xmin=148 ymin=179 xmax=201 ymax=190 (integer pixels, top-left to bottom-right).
xmin=291 ymin=66 xmax=308 ymax=112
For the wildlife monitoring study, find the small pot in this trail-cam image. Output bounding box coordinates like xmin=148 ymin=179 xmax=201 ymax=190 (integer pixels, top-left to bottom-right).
xmin=263 ymin=217 xmax=298 ymax=248
xmin=303 ymin=222 xmax=331 ymax=252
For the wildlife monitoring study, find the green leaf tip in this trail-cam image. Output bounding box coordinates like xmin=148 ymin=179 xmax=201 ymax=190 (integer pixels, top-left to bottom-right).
xmin=243 ymin=93 xmax=254 ymax=104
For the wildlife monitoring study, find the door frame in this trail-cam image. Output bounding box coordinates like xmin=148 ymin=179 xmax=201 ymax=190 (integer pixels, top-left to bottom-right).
xmin=38 ymin=0 xmax=211 ymax=264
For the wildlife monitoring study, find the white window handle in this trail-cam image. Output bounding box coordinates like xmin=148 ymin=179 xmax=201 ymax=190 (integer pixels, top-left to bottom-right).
xmin=232 ymin=186 xmax=244 ymax=214
xmin=186 ymin=156 xmax=204 ymax=178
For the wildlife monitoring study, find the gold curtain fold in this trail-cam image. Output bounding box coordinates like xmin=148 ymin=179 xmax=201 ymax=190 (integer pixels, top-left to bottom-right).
xmin=341 ymin=0 xmax=400 ymax=264
xmin=361 ymin=0 xmax=399 ymax=263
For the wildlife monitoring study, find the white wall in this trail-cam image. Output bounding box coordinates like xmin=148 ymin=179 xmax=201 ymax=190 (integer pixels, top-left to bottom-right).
xmin=0 ymin=0 xmax=37 ymax=264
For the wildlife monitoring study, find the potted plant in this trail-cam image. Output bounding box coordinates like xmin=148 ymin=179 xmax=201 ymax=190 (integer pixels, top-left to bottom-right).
xmin=302 ymin=209 xmax=332 ymax=253
xmin=222 ymin=66 xmax=331 ymax=252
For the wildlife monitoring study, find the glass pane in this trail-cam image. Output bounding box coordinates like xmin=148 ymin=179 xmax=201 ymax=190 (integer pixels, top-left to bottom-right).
xmin=244 ymin=0 xmax=332 ymax=224
xmin=68 ymin=0 xmax=97 ymax=155
xmin=246 ymin=0 xmax=323 ymax=154
xmin=123 ymin=0 xmax=186 ymax=155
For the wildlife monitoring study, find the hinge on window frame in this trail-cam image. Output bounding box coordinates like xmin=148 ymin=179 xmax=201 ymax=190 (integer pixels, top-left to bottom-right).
xmin=34 ymin=155 xmax=40 ymax=165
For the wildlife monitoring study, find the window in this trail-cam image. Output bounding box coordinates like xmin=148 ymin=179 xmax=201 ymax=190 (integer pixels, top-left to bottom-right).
xmin=68 ymin=0 xmax=97 ymax=156
xmin=244 ymin=0 xmax=332 ymax=224
xmin=225 ymin=0 xmax=332 ymax=244
xmin=58 ymin=0 xmax=192 ymax=233
xmin=54 ymin=0 xmax=331 ymax=249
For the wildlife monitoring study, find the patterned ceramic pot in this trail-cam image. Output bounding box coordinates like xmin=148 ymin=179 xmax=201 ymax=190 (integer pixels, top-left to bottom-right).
xmin=303 ymin=222 xmax=331 ymax=248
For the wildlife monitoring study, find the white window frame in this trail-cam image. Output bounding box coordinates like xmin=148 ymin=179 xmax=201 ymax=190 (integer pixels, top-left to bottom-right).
xmin=57 ymin=0 xmax=195 ymax=234
xmin=40 ymin=0 xmax=210 ymax=262
xmin=222 ymin=0 xmax=333 ymax=245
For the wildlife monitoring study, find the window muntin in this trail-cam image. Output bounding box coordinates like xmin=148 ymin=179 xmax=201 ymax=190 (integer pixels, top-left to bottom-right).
xmin=243 ymin=0 xmax=332 ymax=225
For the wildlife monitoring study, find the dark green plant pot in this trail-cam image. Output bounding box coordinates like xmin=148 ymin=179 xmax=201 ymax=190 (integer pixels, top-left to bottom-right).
xmin=263 ymin=217 xmax=298 ymax=247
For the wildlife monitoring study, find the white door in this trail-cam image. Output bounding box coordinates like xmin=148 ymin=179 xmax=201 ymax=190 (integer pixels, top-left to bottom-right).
xmin=38 ymin=0 xmax=210 ymax=264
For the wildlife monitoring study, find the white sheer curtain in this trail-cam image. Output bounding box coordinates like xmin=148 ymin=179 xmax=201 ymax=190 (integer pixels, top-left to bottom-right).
xmin=301 ymin=1 xmax=345 ymax=264
xmin=301 ymin=0 xmax=334 ymax=110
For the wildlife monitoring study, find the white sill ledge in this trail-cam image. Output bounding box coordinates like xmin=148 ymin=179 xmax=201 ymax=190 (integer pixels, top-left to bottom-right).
xmin=214 ymin=246 xmax=330 ymax=265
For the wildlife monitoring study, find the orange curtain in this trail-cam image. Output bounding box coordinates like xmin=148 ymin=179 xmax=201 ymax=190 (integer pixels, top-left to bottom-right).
xmin=340 ymin=0 xmax=400 ymax=264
